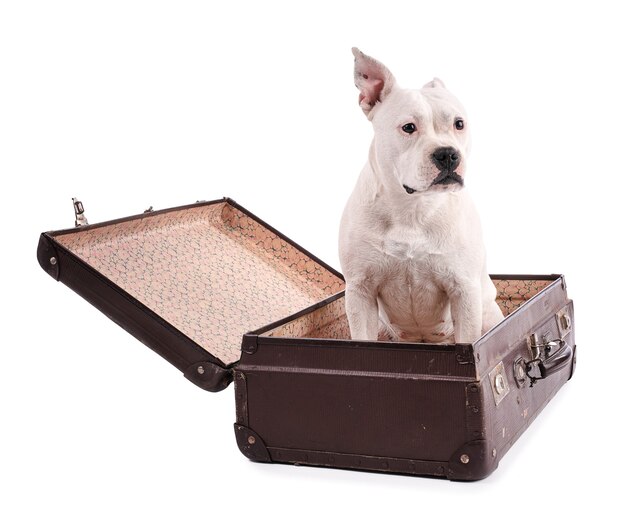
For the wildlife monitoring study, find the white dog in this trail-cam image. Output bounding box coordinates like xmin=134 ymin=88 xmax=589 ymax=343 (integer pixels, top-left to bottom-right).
xmin=339 ymin=48 xmax=503 ymax=343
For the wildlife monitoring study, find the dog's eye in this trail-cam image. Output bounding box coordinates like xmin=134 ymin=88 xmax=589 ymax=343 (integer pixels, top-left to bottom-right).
xmin=454 ymin=118 xmax=464 ymax=130
xmin=402 ymin=123 xmax=416 ymax=134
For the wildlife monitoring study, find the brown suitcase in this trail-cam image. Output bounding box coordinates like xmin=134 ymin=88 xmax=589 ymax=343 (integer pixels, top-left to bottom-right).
xmin=37 ymin=197 xmax=576 ymax=480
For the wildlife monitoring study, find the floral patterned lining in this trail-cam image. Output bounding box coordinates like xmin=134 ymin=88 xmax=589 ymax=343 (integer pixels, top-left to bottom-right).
xmin=265 ymin=279 xmax=552 ymax=341
xmin=55 ymin=202 xmax=344 ymax=365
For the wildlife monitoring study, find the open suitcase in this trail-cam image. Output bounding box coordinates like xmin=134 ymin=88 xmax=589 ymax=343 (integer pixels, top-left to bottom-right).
xmin=37 ymin=197 xmax=576 ymax=480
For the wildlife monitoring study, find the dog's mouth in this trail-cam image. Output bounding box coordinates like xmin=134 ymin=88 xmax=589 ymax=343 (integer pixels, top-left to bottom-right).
xmin=431 ymin=171 xmax=464 ymax=187
xmin=403 ymin=172 xmax=464 ymax=195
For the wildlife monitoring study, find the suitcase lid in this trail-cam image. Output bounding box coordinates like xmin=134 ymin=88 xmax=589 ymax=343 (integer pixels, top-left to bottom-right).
xmin=37 ymin=198 xmax=345 ymax=392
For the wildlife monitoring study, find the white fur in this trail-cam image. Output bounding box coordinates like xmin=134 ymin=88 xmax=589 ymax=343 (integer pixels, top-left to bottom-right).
xmin=339 ymin=48 xmax=503 ymax=343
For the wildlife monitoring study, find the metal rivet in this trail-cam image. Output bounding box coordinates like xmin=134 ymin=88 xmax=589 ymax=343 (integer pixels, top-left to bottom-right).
xmin=492 ymin=448 xmax=497 ymax=458
xmin=514 ymin=358 xmax=527 ymax=388
xmin=197 ymin=365 xmax=205 ymax=375
xmin=460 ymin=454 xmax=470 ymax=464
xmin=494 ymin=373 xmax=506 ymax=394
xmin=247 ymin=436 xmax=256 ymax=445
xmin=470 ymin=385 xmax=478 ymax=393
xmin=50 ymin=257 xmax=57 ymax=265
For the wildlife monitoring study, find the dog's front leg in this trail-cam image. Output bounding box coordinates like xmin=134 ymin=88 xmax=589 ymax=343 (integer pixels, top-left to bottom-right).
xmin=448 ymin=283 xmax=482 ymax=343
xmin=345 ymin=283 xmax=379 ymax=340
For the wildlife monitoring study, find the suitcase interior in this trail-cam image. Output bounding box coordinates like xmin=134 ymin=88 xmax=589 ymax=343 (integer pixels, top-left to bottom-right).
xmin=259 ymin=278 xmax=554 ymax=342
xmin=45 ymin=199 xmax=344 ymax=367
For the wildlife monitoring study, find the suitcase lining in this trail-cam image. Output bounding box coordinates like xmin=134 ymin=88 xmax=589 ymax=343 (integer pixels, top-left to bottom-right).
xmin=52 ymin=201 xmax=344 ymax=365
xmin=264 ymin=279 xmax=552 ymax=341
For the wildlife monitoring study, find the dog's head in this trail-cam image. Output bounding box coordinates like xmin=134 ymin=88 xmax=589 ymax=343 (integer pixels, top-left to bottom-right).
xmin=353 ymin=48 xmax=470 ymax=196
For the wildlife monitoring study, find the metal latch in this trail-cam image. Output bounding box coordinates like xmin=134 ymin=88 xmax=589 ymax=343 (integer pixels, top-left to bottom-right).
xmin=524 ymin=331 xmax=571 ymax=387
xmin=72 ymin=197 xmax=89 ymax=227
xmin=528 ymin=332 xmax=561 ymax=362
xmin=556 ymin=308 xmax=572 ymax=339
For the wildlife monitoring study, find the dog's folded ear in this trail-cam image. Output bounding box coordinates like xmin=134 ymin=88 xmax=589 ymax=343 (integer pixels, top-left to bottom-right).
xmin=423 ymin=77 xmax=446 ymax=89
xmin=352 ymin=47 xmax=396 ymax=118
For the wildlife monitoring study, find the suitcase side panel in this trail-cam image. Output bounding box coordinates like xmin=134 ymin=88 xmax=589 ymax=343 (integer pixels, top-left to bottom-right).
xmin=498 ymin=302 xmax=574 ymax=459
xmin=479 ymin=289 xmax=575 ymax=467
xmin=235 ymin=337 xmax=479 ymax=478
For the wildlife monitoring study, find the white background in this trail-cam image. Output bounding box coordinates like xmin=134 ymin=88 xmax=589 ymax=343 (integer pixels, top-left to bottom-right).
xmin=1 ymin=1 xmax=624 ymax=507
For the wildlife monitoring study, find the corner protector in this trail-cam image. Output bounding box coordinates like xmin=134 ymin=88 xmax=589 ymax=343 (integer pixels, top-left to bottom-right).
xmin=37 ymin=234 xmax=60 ymax=281
xmin=447 ymin=440 xmax=498 ymax=481
xmin=183 ymin=361 xmax=233 ymax=392
xmin=241 ymin=334 xmax=258 ymax=355
xmin=454 ymin=343 xmax=475 ymax=365
xmin=234 ymin=423 xmax=271 ymax=463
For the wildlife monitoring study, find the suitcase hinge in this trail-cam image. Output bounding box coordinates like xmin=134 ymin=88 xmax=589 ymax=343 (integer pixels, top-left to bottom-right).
xmin=183 ymin=361 xmax=233 ymax=392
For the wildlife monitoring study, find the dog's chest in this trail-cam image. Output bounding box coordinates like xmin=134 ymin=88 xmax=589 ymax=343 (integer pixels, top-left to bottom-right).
xmin=379 ymin=224 xmax=442 ymax=265
xmin=375 ymin=225 xmax=452 ymax=333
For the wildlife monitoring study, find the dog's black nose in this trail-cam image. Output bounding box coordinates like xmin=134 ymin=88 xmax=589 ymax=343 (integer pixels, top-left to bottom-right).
xmin=432 ymin=146 xmax=460 ymax=172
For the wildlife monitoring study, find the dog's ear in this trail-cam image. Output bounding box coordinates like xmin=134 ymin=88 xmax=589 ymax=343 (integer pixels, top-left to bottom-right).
xmin=423 ymin=77 xmax=446 ymax=89
xmin=352 ymin=47 xmax=396 ymax=117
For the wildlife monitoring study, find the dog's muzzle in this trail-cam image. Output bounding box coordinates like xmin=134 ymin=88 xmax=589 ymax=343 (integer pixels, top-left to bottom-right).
xmin=431 ymin=146 xmax=463 ymax=187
